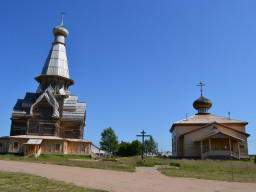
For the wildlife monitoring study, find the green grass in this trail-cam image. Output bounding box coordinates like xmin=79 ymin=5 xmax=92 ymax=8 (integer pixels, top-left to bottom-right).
xmin=159 ymin=159 xmax=256 ymax=183
xmin=0 ymin=171 xmax=107 ymax=192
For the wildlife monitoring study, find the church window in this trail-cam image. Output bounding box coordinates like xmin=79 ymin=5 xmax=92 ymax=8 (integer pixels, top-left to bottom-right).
xmin=212 ymin=126 xmax=218 ymax=130
xmin=39 ymin=126 xmax=44 ymax=134
xmin=56 ymin=144 xmax=60 ymax=152
xmin=67 ymin=132 xmax=72 ymax=138
xmin=81 ymin=146 xmax=85 ymax=152
xmin=14 ymin=142 xmax=18 ymax=150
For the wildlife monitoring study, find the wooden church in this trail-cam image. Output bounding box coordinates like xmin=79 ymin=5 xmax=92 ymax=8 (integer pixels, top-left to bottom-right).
xmin=0 ymin=18 xmax=100 ymax=157
xmin=170 ymin=82 xmax=250 ymax=159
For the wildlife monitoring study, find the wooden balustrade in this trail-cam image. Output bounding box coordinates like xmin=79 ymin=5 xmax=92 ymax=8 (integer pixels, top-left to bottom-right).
xmin=202 ymin=150 xmax=240 ymax=159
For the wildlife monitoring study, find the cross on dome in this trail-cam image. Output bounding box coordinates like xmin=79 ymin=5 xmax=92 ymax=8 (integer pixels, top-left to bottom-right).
xmin=60 ymin=12 xmax=66 ymax=26
xmin=197 ymin=81 xmax=205 ymax=96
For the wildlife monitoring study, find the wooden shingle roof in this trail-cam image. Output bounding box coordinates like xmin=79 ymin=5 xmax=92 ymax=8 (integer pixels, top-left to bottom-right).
xmin=173 ymin=114 xmax=247 ymax=124
xmin=170 ymin=114 xmax=248 ymax=132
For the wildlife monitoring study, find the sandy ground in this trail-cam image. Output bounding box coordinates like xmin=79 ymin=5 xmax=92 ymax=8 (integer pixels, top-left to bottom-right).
xmin=0 ymin=160 xmax=255 ymax=192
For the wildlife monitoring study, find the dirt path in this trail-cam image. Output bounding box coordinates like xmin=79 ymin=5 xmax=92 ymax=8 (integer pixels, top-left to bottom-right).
xmin=0 ymin=160 xmax=255 ymax=192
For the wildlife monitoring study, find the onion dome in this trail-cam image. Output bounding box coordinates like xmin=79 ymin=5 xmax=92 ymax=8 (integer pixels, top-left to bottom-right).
xmin=53 ymin=25 xmax=69 ymax=37
xmin=193 ymin=96 xmax=212 ymax=114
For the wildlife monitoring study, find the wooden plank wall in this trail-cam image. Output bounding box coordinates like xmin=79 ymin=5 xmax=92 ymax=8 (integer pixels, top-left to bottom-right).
xmin=67 ymin=141 xmax=90 ymax=155
xmin=183 ymin=124 xmax=248 ymax=157
xmin=0 ymin=139 xmax=9 ymax=153
xmin=8 ymin=138 xmax=28 ymax=153
xmin=40 ymin=140 xmax=64 ymax=154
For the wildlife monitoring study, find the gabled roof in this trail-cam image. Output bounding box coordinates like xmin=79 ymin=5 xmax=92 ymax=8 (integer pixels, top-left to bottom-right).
xmin=179 ymin=122 xmax=250 ymax=137
xmin=170 ymin=113 xmax=248 ymax=132
xmin=195 ymin=131 xmax=244 ymax=142
xmin=174 ymin=114 xmax=247 ymax=124
xmin=12 ymin=92 xmax=86 ymax=122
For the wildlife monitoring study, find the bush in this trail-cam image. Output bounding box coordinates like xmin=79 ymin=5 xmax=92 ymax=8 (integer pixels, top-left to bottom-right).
xmin=118 ymin=140 xmax=142 ymax=157
xmin=170 ymin=161 xmax=181 ymax=167
xmin=136 ymin=160 xmax=155 ymax=167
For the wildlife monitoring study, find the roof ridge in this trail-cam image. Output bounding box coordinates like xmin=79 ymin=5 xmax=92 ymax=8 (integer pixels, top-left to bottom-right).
xmin=180 ymin=121 xmax=250 ymax=137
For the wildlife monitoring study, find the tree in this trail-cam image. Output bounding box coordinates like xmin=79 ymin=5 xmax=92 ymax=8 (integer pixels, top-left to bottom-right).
xmin=144 ymin=136 xmax=157 ymax=156
xmin=130 ymin=140 xmax=142 ymax=156
xmin=118 ymin=140 xmax=142 ymax=157
xmin=118 ymin=142 xmax=131 ymax=157
xmin=100 ymin=127 xmax=118 ymax=156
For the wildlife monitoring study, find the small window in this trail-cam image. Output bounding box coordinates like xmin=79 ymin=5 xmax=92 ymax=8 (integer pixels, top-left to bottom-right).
xmin=39 ymin=126 xmax=44 ymax=134
xmin=56 ymin=144 xmax=60 ymax=151
xmin=81 ymin=146 xmax=85 ymax=152
xmin=212 ymin=126 xmax=218 ymax=130
xmin=67 ymin=132 xmax=72 ymax=138
xmin=14 ymin=142 xmax=19 ymax=150
xmin=0 ymin=142 xmax=3 ymax=148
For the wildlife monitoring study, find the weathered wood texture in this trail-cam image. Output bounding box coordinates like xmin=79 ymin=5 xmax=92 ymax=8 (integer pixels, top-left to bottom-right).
xmin=0 ymin=138 xmax=91 ymax=156
xmin=172 ymin=121 xmax=249 ymax=159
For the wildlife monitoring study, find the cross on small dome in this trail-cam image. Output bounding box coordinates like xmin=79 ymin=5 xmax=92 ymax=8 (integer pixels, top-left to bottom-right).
xmin=193 ymin=81 xmax=212 ymax=114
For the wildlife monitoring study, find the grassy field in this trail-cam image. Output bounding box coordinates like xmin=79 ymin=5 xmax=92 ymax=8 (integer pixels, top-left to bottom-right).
xmin=1 ymin=154 xmax=256 ymax=183
xmin=159 ymin=159 xmax=256 ymax=183
xmin=0 ymin=171 xmax=106 ymax=192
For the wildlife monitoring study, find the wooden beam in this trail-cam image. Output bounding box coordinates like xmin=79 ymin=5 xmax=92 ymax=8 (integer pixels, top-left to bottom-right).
xmin=91 ymin=143 xmax=102 ymax=150
xmin=229 ymin=137 xmax=232 ymax=156
xmin=209 ymin=138 xmax=211 ymax=156
xmin=200 ymin=141 xmax=203 ymax=159
xmin=238 ymin=143 xmax=240 ymax=159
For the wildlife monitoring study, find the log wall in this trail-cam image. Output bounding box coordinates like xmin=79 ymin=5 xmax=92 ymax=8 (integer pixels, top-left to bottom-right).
xmin=0 ymin=139 xmax=9 ymax=153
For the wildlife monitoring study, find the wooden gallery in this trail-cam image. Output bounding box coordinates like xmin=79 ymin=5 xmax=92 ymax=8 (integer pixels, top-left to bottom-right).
xmin=0 ymin=21 xmax=100 ymax=157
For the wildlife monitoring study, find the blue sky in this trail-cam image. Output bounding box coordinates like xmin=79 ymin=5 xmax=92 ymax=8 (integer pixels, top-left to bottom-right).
xmin=0 ymin=0 xmax=255 ymax=154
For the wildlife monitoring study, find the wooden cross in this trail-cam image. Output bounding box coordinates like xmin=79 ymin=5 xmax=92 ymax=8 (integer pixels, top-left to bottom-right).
xmin=60 ymin=12 xmax=66 ymax=26
xmin=136 ymin=130 xmax=151 ymax=161
xmin=197 ymin=81 xmax=205 ymax=96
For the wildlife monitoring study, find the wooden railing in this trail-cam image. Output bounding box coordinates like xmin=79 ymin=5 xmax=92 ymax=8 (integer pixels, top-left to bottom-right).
xmin=202 ymin=150 xmax=239 ymax=159
xmin=89 ymin=150 xmax=98 ymax=157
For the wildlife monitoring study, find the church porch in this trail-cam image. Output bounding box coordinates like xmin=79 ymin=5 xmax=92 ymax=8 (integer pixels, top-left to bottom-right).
xmin=196 ymin=131 xmax=244 ymax=160
xmin=24 ymin=139 xmax=42 ymax=157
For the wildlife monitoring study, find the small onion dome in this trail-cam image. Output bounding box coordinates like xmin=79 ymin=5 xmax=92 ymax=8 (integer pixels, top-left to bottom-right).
xmin=193 ymin=96 xmax=212 ymax=110
xmin=53 ymin=25 xmax=69 ymax=37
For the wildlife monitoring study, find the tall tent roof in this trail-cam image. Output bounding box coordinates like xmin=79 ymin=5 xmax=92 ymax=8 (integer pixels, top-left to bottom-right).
xmin=40 ymin=23 xmax=70 ymax=79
